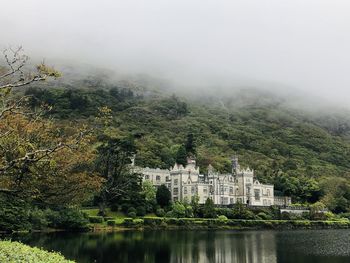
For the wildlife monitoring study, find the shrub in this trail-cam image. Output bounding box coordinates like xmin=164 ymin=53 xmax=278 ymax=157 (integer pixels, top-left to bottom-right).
xmin=107 ymin=220 xmax=116 ymax=226
xmin=51 ymin=208 xmax=89 ymax=230
xmin=127 ymin=207 xmax=136 ymax=214
xmin=121 ymin=203 xmax=130 ymax=213
xmin=218 ymin=215 xmax=228 ymax=223
xmin=104 ymin=216 xmax=114 ymax=221
xmin=339 ymin=212 xmax=350 ymax=220
xmin=88 ymin=216 xmax=104 ymax=223
xmin=29 ymin=208 xmax=49 ymax=230
xmin=256 ymin=212 xmax=272 ymax=220
xmin=0 ymin=197 xmax=31 ymax=231
xmin=133 ymin=219 xmax=144 ymax=227
xmin=185 ymin=206 xmax=194 ymax=218
xmin=172 ymin=202 xmax=186 ymax=218
xmin=0 ymin=241 xmax=74 ymax=263
xmin=165 ymin=211 xmax=174 ymax=218
xmin=144 ymin=217 xmax=164 ymax=226
xmin=123 ymin=218 xmax=134 ymax=227
xmin=156 ymin=208 xmax=165 ymax=217
xmin=110 ymin=203 xmax=119 ymax=212
xmin=136 ymin=206 xmax=146 ymax=217
xmin=280 ymin=212 xmax=291 ymax=220
xmin=128 ymin=212 xmax=137 ymax=219
xmin=165 ymin=218 xmax=179 ymax=225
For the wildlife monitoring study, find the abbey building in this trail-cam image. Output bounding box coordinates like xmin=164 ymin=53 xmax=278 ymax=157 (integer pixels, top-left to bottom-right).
xmin=133 ymin=157 xmax=279 ymax=206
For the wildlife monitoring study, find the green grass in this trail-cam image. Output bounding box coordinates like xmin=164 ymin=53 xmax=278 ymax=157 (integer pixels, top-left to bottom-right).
xmin=0 ymin=241 xmax=74 ymax=262
xmin=82 ymin=208 xmax=126 ymax=218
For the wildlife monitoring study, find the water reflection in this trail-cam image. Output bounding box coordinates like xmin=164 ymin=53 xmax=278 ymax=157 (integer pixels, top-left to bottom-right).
xmin=6 ymin=229 xmax=350 ymax=263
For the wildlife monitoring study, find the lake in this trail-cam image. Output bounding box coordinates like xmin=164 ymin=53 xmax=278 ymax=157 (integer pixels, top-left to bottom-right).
xmin=5 ymin=229 xmax=350 ymax=263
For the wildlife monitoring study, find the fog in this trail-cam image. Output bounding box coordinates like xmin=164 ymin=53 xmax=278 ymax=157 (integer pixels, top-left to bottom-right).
xmin=2 ymin=0 xmax=350 ymax=106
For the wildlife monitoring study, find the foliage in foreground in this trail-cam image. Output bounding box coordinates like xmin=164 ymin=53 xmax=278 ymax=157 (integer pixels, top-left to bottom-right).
xmin=0 ymin=241 xmax=74 ymax=263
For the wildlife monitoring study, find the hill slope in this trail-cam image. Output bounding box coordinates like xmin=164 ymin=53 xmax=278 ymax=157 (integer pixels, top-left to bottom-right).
xmin=23 ymin=78 xmax=350 ymax=211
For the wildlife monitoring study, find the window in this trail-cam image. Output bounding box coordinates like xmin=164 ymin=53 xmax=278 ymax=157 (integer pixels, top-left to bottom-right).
xmin=230 ymin=198 xmax=234 ymax=204
xmin=263 ymin=199 xmax=267 ymax=206
xmin=229 ymin=187 xmax=234 ymax=194
xmin=174 ymin=179 xmax=178 ymax=185
xmin=156 ymin=176 xmax=160 ymax=181
xmin=191 ymin=186 xmax=195 ymax=194
xmin=224 ymin=187 xmax=228 ymax=192
xmin=254 ymin=189 xmax=260 ymax=201
xmin=203 ymin=187 xmax=207 ymax=194
xmin=145 ymin=175 xmax=149 ymax=180
xmin=173 ymin=187 xmax=179 ymax=195
xmin=166 ymin=176 xmax=170 ymax=181
xmin=267 ymin=189 xmax=270 ymax=196
xmin=184 ymin=187 xmax=188 ymax=194
xmin=223 ymin=197 xmax=228 ymax=204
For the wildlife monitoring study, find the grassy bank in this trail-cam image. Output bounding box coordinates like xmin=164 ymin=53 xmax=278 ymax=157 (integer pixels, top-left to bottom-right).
xmin=83 ymin=208 xmax=350 ymax=231
xmin=86 ymin=216 xmax=350 ymax=231
xmin=0 ymin=241 xmax=74 ymax=262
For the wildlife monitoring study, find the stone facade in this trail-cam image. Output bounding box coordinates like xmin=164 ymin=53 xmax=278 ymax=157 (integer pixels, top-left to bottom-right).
xmin=274 ymin=196 xmax=292 ymax=207
xmin=135 ymin=157 xmax=275 ymax=206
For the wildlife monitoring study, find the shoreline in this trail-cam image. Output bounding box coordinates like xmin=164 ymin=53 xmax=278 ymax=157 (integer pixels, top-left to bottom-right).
xmin=2 ymin=218 xmax=349 ymax=235
xmin=91 ymin=218 xmax=350 ymax=232
xmin=0 ymin=217 xmax=350 ymax=235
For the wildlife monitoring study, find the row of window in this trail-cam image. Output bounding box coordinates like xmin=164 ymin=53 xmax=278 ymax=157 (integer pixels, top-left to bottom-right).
xmin=144 ymin=175 xmax=162 ymax=181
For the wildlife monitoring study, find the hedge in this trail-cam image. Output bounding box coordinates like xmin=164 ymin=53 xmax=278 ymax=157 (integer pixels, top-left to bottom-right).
xmin=106 ymin=220 xmax=116 ymax=226
xmin=99 ymin=216 xmax=350 ymax=229
xmin=88 ymin=216 xmax=104 ymax=223
xmin=0 ymin=241 xmax=74 ymax=262
xmin=123 ymin=218 xmax=144 ymax=227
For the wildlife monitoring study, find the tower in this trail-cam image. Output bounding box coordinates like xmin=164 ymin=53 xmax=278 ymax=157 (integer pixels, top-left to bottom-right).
xmin=231 ymin=155 xmax=240 ymax=175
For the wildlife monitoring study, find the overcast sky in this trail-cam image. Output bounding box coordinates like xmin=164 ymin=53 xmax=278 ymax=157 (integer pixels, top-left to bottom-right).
xmin=1 ymin=0 xmax=350 ymax=103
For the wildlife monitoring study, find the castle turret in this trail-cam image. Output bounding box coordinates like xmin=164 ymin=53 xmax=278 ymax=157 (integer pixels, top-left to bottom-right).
xmin=231 ymin=155 xmax=240 ymax=175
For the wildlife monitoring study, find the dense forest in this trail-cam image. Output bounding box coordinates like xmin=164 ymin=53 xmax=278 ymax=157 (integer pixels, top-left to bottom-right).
xmin=22 ymin=75 xmax=350 ymax=212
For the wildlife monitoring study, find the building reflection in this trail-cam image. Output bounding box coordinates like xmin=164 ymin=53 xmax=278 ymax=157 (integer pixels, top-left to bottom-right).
xmin=168 ymin=231 xmax=277 ymax=263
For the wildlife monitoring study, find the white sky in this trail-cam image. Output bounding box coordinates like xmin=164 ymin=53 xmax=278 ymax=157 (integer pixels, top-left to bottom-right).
xmin=1 ymin=0 xmax=350 ymax=103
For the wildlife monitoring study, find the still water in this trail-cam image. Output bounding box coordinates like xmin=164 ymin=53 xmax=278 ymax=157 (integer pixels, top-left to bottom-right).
xmin=6 ymin=229 xmax=350 ymax=263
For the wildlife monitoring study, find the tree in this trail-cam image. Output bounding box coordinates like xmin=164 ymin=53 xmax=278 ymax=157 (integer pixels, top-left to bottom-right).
xmin=191 ymin=195 xmax=200 ymax=217
xmin=142 ymin=181 xmax=156 ymax=202
xmin=175 ymin=145 xmax=187 ymax=166
xmin=320 ymin=177 xmax=350 ymax=213
xmin=185 ymin=133 xmax=196 ymax=156
xmin=95 ymin=137 xmax=140 ymax=215
xmin=0 ymin=47 xmax=60 ymax=195
xmin=142 ymin=181 xmax=157 ymax=212
xmin=156 ymin=184 xmax=171 ymax=207
xmin=203 ymin=198 xmax=216 ymax=218
xmin=0 ymin=47 xmax=100 ymax=206
xmin=310 ymin=201 xmax=326 ymax=220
